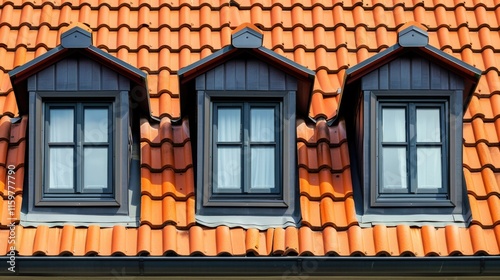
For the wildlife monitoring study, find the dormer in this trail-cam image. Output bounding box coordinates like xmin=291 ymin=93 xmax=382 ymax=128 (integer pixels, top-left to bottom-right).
xmin=178 ymin=23 xmax=315 ymax=229
xmin=337 ymin=24 xmax=482 ymax=227
xmin=9 ymin=24 xmax=151 ymax=226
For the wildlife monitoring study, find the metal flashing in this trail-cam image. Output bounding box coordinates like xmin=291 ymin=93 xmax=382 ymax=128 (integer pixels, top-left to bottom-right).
xmin=398 ymin=25 xmax=429 ymax=47
xmin=231 ymin=26 xmax=264 ymax=48
xmin=61 ymin=26 xmax=92 ymax=48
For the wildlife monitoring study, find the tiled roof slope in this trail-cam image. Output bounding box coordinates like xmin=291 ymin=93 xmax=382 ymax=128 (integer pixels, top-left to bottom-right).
xmin=0 ymin=0 xmax=499 ymax=256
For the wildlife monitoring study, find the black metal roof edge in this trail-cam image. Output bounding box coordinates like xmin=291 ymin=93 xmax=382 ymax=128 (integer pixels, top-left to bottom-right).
xmin=333 ymin=39 xmax=482 ymax=126
xmin=86 ymin=46 xmax=147 ymax=80
xmin=423 ymin=44 xmax=482 ymax=77
xmin=257 ymin=47 xmax=316 ymax=79
xmin=344 ymin=44 xmax=401 ymax=76
xmin=3 ymin=256 xmax=500 ymax=276
xmin=177 ymin=45 xmax=315 ymax=81
xmin=177 ymin=45 xmax=235 ymax=76
xmin=8 ymin=46 xmax=64 ymax=78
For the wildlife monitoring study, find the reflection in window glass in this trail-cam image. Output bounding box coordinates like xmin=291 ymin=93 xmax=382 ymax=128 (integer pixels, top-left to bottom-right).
xmin=84 ymin=108 xmax=109 ymax=142
xmin=49 ymin=109 xmax=74 ymax=142
xmin=251 ymin=108 xmax=275 ymax=142
xmin=251 ymin=147 xmax=275 ymax=190
xmin=218 ymin=108 xmax=241 ymax=142
xmin=382 ymin=108 xmax=406 ymax=142
xmin=417 ymin=108 xmax=441 ymax=142
xmin=49 ymin=148 xmax=74 ymax=189
xmin=381 ymin=147 xmax=407 ymax=190
xmin=417 ymin=147 xmax=442 ymax=189
xmin=216 ymin=147 xmax=241 ymax=190
xmin=84 ymin=147 xmax=108 ymax=190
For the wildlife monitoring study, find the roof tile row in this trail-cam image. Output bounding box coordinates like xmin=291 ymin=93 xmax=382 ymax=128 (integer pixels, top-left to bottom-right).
xmin=0 ymin=0 xmax=499 ymax=260
xmin=6 ymin=224 xmax=500 ymax=257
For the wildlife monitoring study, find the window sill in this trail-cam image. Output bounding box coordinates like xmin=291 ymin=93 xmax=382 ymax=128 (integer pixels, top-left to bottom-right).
xmin=20 ymin=212 xmax=139 ymax=227
xmin=204 ymin=198 xmax=288 ymax=208
xmin=196 ymin=214 xmax=299 ymax=230
xmin=371 ymin=198 xmax=455 ymax=208
xmin=357 ymin=213 xmax=471 ymax=228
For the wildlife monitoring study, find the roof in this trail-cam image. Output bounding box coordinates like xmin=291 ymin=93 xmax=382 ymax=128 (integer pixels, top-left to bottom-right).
xmin=0 ymin=0 xmax=500 ymax=262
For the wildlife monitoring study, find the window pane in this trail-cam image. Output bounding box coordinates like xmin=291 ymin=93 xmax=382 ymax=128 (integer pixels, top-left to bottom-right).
xmin=381 ymin=147 xmax=407 ymax=190
xmin=84 ymin=147 xmax=109 ymax=190
xmin=382 ymin=108 xmax=406 ymax=142
xmin=251 ymin=108 xmax=275 ymax=142
xmin=84 ymin=108 xmax=109 ymax=142
xmin=49 ymin=108 xmax=74 ymax=142
xmin=48 ymin=148 xmax=74 ymax=189
xmin=217 ymin=108 xmax=241 ymax=142
xmin=216 ymin=147 xmax=241 ymax=190
xmin=417 ymin=147 xmax=442 ymax=189
xmin=251 ymin=147 xmax=275 ymax=190
xmin=417 ymin=108 xmax=441 ymax=142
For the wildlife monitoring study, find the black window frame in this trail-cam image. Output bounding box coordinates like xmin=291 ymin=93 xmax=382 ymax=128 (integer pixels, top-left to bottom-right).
xmin=375 ymin=99 xmax=450 ymax=205
xmin=29 ymin=91 xmax=132 ymax=209
xmin=211 ymin=101 xmax=282 ymax=199
xmin=366 ymin=90 xmax=463 ymax=210
xmin=197 ymin=90 xmax=296 ymax=210
xmin=42 ymin=101 xmax=114 ymax=199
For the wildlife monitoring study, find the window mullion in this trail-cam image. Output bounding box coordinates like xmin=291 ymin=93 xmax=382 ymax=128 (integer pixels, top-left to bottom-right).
xmin=76 ymin=103 xmax=83 ymax=194
xmin=243 ymin=103 xmax=250 ymax=194
xmin=409 ymin=103 xmax=417 ymax=194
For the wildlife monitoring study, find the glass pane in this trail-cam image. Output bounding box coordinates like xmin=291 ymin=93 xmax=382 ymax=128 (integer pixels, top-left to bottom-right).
xmin=382 ymin=108 xmax=406 ymax=142
xmin=251 ymin=147 xmax=275 ymax=190
xmin=84 ymin=108 xmax=109 ymax=142
xmin=217 ymin=108 xmax=241 ymax=142
xmin=216 ymin=147 xmax=241 ymax=190
xmin=417 ymin=147 xmax=442 ymax=189
xmin=417 ymin=108 xmax=441 ymax=142
xmin=250 ymin=108 xmax=275 ymax=142
xmin=48 ymin=148 xmax=74 ymax=190
xmin=84 ymin=147 xmax=109 ymax=190
xmin=49 ymin=108 xmax=74 ymax=142
xmin=381 ymin=147 xmax=407 ymax=190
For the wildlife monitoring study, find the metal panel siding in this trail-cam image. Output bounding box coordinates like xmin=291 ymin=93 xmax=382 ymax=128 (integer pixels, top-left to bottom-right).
xmin=224 ymin=60 xmax=237 ymax=90
xmin=286 ymin=75 xmax=298 ymax=89
xmin=205 ymin=66 xmax=216 ymax=90
xmin=246 ymin=60 xmax=260 ymax=90
xmin=430 ymin=63 xmax=445 ymax=89
xmin=362 ymin=56 xmax=463 ymax=91
xmin=411 ymin=58 xmax=430 ymax=89
xmin=101 ymin=66 xmax=119 ymax=90
xmin=258 ymin=62 xmax=270 ymax=90
xmin=362 ymin=70 xmax=379 ymax=89
xmin=388 ymin=59 xmax=401 ymax=89
xmin=269 ymin=67 xmax=286 ymax=90
xmin=55 ymin=59 xmax=70 ymax=90
xmin=449 ymin=72 xmax=463 ymax=90
xmin=195 ymin=75 xmax=205 ymax=91
xmin=234 ymin=60 xmax=246 ymax=90
xmin=29 ymin=57 xmax=127 ymax=91
xmin=399 ymin=58 xmax=411 ymax=89
xmin=34 ymin=65 xmax=56 ymax=91
xmin=81 ymin=58 xmax=106 ymax=90
xmin=118 ymin=75 xmax=129 ymax=90
xmin=379 ymin=64 xmax=389 ymax=90
xmin=213 ymin=64 xmax=224 ymax=90
xmin=195 ymin=59 xmax=297 ymax=91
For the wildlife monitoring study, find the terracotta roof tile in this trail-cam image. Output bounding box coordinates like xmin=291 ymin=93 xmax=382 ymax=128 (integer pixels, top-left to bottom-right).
xmin=2 ymin=0 xmax=500 ymax=260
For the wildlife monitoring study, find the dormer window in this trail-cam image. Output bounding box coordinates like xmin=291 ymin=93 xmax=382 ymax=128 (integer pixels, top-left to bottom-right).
xmin=338 ymin=25 xmax=481 ymax=226
xmin=371 ymin=92 xmax=452 ymax=207
xmin=44 ymin=102 xmax=113 ymax=197
xmin=9 ymin=24 xmax=151 ymax=226
xmin=178 ymin=23 xmax=315 ymax=228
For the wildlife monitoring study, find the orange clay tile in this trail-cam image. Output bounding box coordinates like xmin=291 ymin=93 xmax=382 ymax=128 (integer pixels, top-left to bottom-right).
xmin=1 ymin=0 xmax=500 ymax=259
